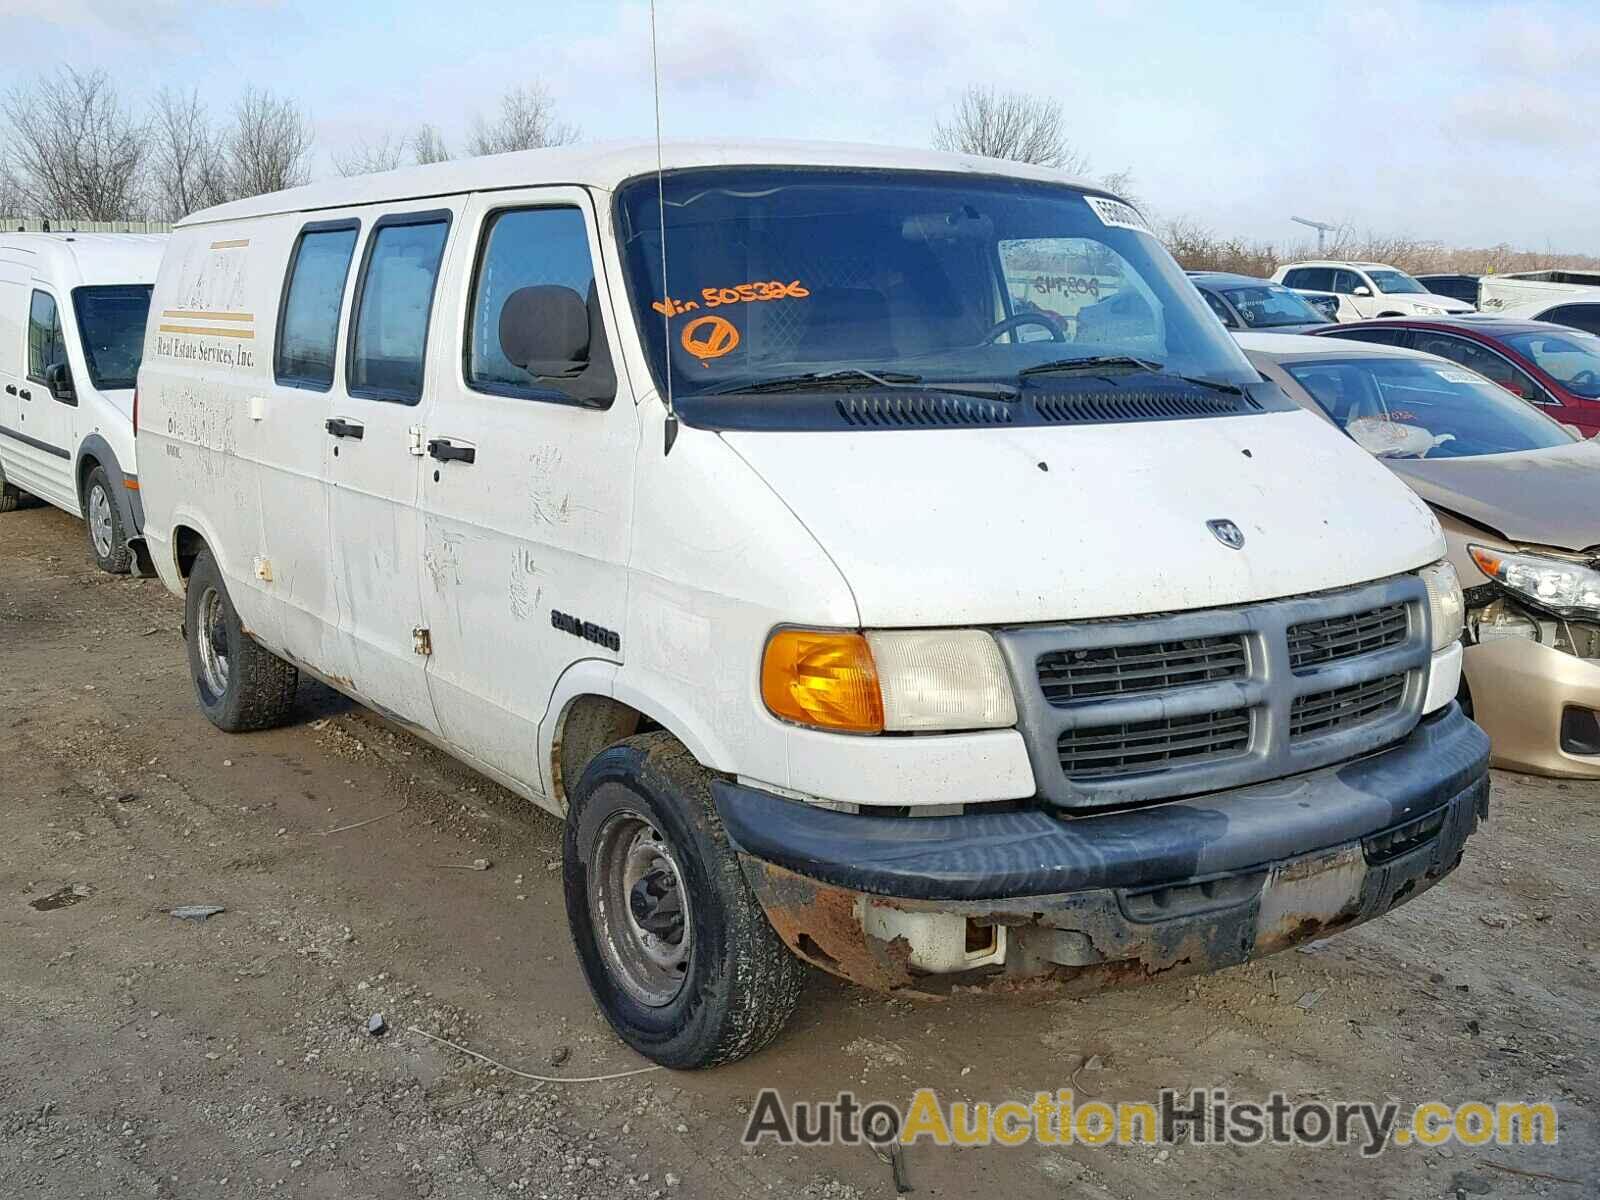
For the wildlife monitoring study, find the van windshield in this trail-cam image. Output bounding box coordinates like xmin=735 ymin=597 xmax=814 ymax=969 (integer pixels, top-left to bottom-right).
xmin=72 ymin=284 xmax=153 ymax=390
xmin=1285 ymin=355 xmax=1576 ymax=458
xmin=613 ymin=168 xmax=1256 ymax=423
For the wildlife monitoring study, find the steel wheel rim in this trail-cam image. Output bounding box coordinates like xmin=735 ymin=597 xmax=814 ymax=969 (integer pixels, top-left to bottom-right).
xmin=589 ymin=811 xmax=693 ymax=1007
xmin=196 ymin=587 xmax=231 ymax=697
xmin=88 ymin=485 xmax=113 ymax=558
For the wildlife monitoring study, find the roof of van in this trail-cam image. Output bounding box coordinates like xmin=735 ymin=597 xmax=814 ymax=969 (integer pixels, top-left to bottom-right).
xmin=0 ymin=233 xmax=166 ymax=287
xmin=176 ymin=139 xmax=1109 ymax=227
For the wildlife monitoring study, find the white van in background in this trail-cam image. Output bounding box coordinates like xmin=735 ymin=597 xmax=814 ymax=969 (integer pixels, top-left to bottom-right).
xmin=0 ymin=233 xmax=166 ymax=572
xmin=1480 ymin=269 xmax=1600 ymax=314
xmin=135 ymin=141 xmax=1487 ymax=1068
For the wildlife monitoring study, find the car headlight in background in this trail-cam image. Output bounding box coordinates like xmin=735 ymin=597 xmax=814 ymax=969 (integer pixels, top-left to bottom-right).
xmin=761 ymin=628 xmax=1017 ymax=734
xmin=1419 ymin=559 xmax=1465 ymax=651
xmin=1468 ymin=546 xmax=1600 ymax=619
xmin=1412 ymin=304 xmax=1443 ymax=315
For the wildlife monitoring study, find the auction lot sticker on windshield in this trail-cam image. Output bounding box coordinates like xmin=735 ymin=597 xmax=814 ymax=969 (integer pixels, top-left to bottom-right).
xmin=1436 ymin=369 xmax=1480 ymax=384
xmin=1085 ymin=196 xmax=1154 ymax=235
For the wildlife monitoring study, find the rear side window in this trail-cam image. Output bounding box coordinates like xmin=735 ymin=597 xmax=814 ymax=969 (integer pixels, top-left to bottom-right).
xmin=1320 ymin=326 xmax=1413 ymax=349
xmin=1411 ymin=333 xmax=1547 ymax=404
xmin=467 ymin=205 xmax=613 ymax=405
xmin=1542 ymin=304 xmax=1600 ymax=337
xmin=348 ymin=213 xmax=450 ymax=403
xmin=276 ymin=222 xmax=359 ymax=389
xmin=28 ymin=290 xmax=65 ymax=380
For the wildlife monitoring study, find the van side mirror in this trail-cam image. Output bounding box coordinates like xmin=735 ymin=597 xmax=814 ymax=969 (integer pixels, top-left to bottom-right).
xmin=497 ymin=284 xmax=616 ymax=408
xmin=500 ymin=285 xmax=590 ymax=378
xmin=44 ymin=361 xmax=75 ymax=403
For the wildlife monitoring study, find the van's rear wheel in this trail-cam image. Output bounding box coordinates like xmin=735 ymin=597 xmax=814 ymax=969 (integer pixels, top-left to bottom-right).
xmin=564 ymin=733 xmax=805 ymax=1068
xmin=83 ymin=466 xmax=132 ymax=574
xmin=184 ymin=548 xmax=299 ymax=732
xmin=0 ymin=462 xmax=26 ymax=513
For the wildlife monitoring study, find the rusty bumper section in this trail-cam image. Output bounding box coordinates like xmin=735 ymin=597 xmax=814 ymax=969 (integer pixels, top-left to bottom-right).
xmin=719 ymin=704 xmax=1490 ymax=994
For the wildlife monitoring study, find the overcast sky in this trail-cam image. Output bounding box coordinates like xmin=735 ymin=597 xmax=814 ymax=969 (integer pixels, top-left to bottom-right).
xmin=5 ymin=0 xmax=1597 ymax=251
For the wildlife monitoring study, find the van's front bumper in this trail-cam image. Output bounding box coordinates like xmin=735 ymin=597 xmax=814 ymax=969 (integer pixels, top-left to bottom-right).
xmin=715 ymin=704 xmax=1489 ymax=993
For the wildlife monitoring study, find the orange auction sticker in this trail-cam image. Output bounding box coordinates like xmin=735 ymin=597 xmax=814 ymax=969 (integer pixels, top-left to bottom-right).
xmin=681 ymin=315 xmax=740 ymax=362
xmin=654 ymin=279 xmax=809 ymax=318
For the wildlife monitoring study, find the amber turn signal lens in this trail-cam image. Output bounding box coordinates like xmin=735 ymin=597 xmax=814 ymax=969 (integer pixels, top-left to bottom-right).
xmin=1468 ymin=546 xmax=1502 ymax=578
xmin=761 ymin=629 xmax=884 ymax=733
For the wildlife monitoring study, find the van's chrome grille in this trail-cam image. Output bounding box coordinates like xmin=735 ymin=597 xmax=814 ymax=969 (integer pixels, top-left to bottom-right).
xmin=995 ymin=576 xmax=1430 ymax=811
xmin=1287 ymin=603 xmax=1408 ymax=671
xmin=1290 ymin=674 xmax=1407 ymax=740
xmin=1038 ymin=636 xmax=1248 ymax=704
xmin=1058 ymin=709 xmax=1251 ymax=778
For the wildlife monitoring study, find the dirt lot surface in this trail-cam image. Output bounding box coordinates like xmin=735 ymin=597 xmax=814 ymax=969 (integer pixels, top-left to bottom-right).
xmin=2 ymin=501 xmax=1597 ymax=1199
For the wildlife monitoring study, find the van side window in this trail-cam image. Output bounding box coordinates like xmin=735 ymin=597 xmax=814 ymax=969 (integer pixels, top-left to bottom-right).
xmin=28 ymin=290 xmax=65 ymax=381
xmin=466 ymin=206 xmax=615 ymax=407
xmin=276 ymin=222 xmax=359 ymax=390
xmin=347 ymin=212 xmax=450 ymax=404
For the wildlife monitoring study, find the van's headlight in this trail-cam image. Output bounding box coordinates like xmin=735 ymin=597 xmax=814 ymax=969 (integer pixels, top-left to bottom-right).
xmin=761 ymin=628 xmax=1017 ymax=734
xmin=1419 ymin=560 xmax=1465 ymax=651
xmin=1468 ymin=545 xmax=1600 ymax=619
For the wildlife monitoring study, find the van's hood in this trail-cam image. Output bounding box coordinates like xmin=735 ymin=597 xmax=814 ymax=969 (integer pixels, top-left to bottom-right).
xmin=1386 ymin=440 xmax=1600 ymax=553
xmin=722 ymin=409 xmax=1444 ymax=626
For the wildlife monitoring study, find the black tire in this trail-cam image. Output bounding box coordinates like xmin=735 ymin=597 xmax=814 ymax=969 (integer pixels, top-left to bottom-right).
xmin=184 ymin=547 xmax=299 ymax=732
xmin=0 ymin=461 xmax=26 ymax=513
xmin=82 ymin=465 xmax=133 ymax=574
xmin=564 ymin=733 xmax=805 ymax=1069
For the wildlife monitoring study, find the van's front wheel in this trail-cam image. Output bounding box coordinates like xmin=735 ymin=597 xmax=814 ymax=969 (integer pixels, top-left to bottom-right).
xmin=83 ymin=466 xmax=132 ymax=573
xmin=564 ymin=734 xmax=805 ymax=1068
xmin=184 ymin=548 xmax=299 ymax=732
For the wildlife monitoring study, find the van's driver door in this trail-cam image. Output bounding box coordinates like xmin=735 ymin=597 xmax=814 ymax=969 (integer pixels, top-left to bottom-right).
xmin=417 ymin=188 xmax=636 ymax=795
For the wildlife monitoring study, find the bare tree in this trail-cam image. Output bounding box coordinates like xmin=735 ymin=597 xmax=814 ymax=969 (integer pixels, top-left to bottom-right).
xmin=224 ymin=87 xmax=314 ymax=199
xmin=932 ymin=86 xmax=1087 ymax=173
xmin=149 ymin=87 xmax=230 ymax=219
xmin=1097 ymin=167 xmax=1140 ymax=209
xmin=467 ymin=83 xmax=578 ymax=156
xmin=1 ymin=67 xmax=148 ymax=220
xmin=333 ymin=132 xmax=406 ymax=177
xmin=412 ymin=123 xmax=450 ymax=164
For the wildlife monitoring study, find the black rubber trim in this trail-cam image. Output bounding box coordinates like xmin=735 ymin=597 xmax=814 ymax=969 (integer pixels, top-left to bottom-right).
xmin=713 ymin=703 xmax=1489 ymax=902
xmin=0 ymin=423 xmax=71 ymax=459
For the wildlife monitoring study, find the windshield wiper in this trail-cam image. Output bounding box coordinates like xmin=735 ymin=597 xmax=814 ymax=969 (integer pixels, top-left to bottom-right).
xmin=705 ymin=368 xmax=1015 ymax=400
xmin=1020 ymin=356 xmax=1246 ymax=396
xmin=1019 ymin=355 xmax=1165 ymax=378
xmin=705 ymin=368 xmax=923 ymax=395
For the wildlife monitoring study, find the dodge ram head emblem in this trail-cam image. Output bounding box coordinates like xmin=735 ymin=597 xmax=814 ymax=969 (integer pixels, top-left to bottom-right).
xmin=1207 ymin=519 xmax=1245 ymax=549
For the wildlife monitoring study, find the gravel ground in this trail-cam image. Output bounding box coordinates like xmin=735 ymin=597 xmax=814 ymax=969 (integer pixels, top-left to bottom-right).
xmin=2 ymin=501 xmax=1596 ymax=1199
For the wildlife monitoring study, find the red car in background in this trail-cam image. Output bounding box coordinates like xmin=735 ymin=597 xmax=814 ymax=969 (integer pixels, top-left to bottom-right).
xmin=1314 ymin=316 xmax=1600 ymax=437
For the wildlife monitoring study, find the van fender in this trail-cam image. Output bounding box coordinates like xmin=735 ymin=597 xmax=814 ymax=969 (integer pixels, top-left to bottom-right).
xmin=539 ymin=658 xmax=738 ymax=807
xmin=162 ymin=504 xmax=234 ymax=585
xmin=75 ymin=433 xmax=143 ymax=539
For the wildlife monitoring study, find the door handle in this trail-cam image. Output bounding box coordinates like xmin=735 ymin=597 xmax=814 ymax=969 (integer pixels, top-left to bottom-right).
xmin=427 ymin=438 xmax=476 ymax=465
xmin=325 ymin=418 xmax=364 ymax=439
xmin=18 ymin=388 xmax=30 ymax=400
xmin=3 ymin=384 xmax=14 ymax=395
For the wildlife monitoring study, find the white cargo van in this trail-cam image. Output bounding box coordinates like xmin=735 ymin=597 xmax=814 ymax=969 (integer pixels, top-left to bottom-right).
xmin=136 ymin=141 xmax=1488 ymax=1067
xmin=0 ymin=234 xmax=166 ymax=571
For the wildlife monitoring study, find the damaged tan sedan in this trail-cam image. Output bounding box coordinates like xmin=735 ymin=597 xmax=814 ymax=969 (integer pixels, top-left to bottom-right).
xmin=1241 ymin=333 xmax=1600 ymax=777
